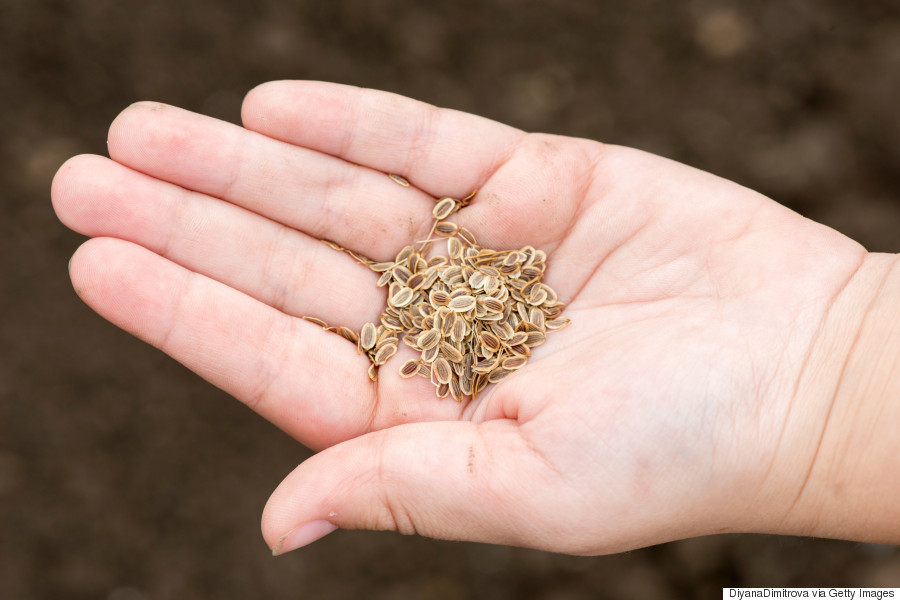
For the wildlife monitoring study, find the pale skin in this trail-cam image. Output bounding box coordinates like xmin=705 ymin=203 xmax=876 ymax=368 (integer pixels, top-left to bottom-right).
xmin=51 ymin=81 xmax=900 ymax=556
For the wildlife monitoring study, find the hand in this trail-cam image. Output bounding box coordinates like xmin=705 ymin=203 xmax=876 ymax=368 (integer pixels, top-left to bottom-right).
xmin=51 ymin=81 xmax=877 ymax=555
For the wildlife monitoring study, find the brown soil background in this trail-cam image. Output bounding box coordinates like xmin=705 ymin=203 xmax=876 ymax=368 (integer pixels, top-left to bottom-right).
xmin=3 ymin=1 xmax=900 ymax=598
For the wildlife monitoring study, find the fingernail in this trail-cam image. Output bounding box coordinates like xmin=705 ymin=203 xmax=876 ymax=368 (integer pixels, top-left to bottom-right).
xmin=272 ymin=520 xmax=338 ymax=556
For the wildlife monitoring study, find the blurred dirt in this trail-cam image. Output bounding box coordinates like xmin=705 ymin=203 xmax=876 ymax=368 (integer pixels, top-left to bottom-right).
xmin=3 ymin=1 xmax=900 ymax=598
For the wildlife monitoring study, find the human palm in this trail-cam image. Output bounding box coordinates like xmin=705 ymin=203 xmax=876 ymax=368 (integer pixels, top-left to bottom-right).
xmin=52 ymin=81 xmax=866 ymax=555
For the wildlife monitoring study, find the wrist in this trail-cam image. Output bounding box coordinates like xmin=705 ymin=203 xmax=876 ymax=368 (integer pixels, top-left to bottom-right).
xmin=767 ymin=252 xmax=900 ymax=542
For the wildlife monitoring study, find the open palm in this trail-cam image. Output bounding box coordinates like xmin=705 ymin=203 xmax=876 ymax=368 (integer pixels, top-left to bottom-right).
xmin=52 ymin=81 xmax=867 ymax=555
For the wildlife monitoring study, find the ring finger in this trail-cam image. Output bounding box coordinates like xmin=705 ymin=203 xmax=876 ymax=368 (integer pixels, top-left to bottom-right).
xmin=52 ymin=154 xmax=385 ymax=329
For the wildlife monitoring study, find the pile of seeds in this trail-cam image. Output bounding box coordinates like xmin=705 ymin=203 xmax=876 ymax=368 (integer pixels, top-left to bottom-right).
xmin=307 ymin=182 xmax=569 ymax=402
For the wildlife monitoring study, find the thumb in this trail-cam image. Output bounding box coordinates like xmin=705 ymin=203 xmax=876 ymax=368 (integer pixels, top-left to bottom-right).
xmin=263 ymin=420 xmax=553 ymax=555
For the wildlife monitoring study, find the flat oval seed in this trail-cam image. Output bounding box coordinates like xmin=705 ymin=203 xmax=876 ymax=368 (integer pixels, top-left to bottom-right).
xmin=468 ymin=271 xmax=485 ymax=289
xmin=416 ymin=362 xmax=431 ymax=377
xmin=524 ymin=330 xmax=547 ymax=346
xmin=449 ymin=377 xmax=463 ymax=402
xmin=432 ymin=357 xmax=452 ymax=384
xmin=491 ymin=322 xmax=514 ymax=340
xmin=473 ymin=357 xmax=499 ymax=373
xmin=488 ymin=368 xmax=512 ymax=383
xmin=406 ymin=272 xmax=425 ymax=290
xmin=390 ymin=286 xmax=415 ymax=307
xmin=433 ymin=197 xmax=458 ymax=220
xmin=507 ymin=331 xmax=528 ymax=346
xmin=398 ymin=359 xmax=420 ymax=378
xmin=380 ymin=313 xmax=403 ymax=330
xmin=457 ymin=227 xmax=477 ymax=245
xmin=450 ymin=318 xmax=467 ymax=343
xmin=421 ymin=344 xmax=439 ymax=363
xmin=447 ymin=237 xmax=463 ymax=260
xmin=301 ymin=315 xmax=328 ymax=328
xmin=478 ymin=331 xmax=501 ymax=353
xmin=435 ymin=221 xmax=458 ymax=236
xmin=374 ymin=343 xmax=398 ymax=365
xmin=417 ymin=329 xmax=441 ymax=350
xmin=440 ymin=310 xmax=457 ymax=337
xmin=369 ymin=262 xmax=396 ymax=272
xmin=479 ymin=296 xmax=504 ymax=313
xmin=440 ymin=341 xmax=464 ymax=363
xmin=388 ymin=173 xmax=410 ymax=186
xmin=376 ymin=271 xmax=393 ymax=287
xmin=545 ymin=317 xmax=572 ymax=331
xmin=459 ymin=375 xmax=473 ymax=396
xmin=429 ymin=289 xmax=451 ymax=308
xmin=501 ymin=356 xmax=528 ymax=370
xmin=360 ymin=323 xmax=377 ymax=350
xmin=528 ymin=287 xmax=549 ymax=306
xmin=508 ymin=343 xmax=530 ymax=358
xmin=338 ymin=327 xmax=359 ymax=344
xmin=448 ymin=295 xmax=476 ymax=312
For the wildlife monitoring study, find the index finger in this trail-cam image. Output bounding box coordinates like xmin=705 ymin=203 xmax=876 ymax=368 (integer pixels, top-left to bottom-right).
xmin=241 ymin=81 xmax=526 ymax=200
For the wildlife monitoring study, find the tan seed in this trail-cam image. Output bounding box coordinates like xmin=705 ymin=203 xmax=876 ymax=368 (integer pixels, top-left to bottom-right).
xmin=487 ymin=368 xmax=512 ymax=383
xmin=459 ymin=375 xmax=473 ymax=396
xmin=507 ymin=332 xmax=528 ymax=346
xmin=416 ymin=362 xmax=431 ymax=377
xmin=508 ymin=343 xmax=530 ymax=358
xmin=473 ymin=373 xmax=489 ymax=397
xmin=502 ymin=356 xmax=528 ymax=370
xmin=440 ymin=310 xmax=457 ymax=337
xmin=448 ymin=295 xmax=476 ymax=312
xmin=479 ymin=296 xmax=504 ymax=313
xmin=528 ymin=287 xmax=549 ymax=306
xmin=374 ymin=343 xmax=398 ymax=365
xmin=449 ymin=377 xmax=463 ymax=402
xmin=376 ymin=271 xmax=393 ymax=287
xmin=380 ymin=313 xmax=403 ymax=330
xmin=457 ymin=227 xmax=477 ymax=245
xmin=416 ymin=329 xmax=441 ymax=350
xmin=451 ymin=318 xmax=467 ymax=343
xmin=407 ymin=272 xmax=425 ymax=290
xmin=435 ymin=221 xmax=458 ymax=236
xmin=390 ymin=286 xmax=415 ymax=307
xmin=360 ymin=322 xmax=377 ymax=350
xmin=338 ymin=327 xmax=359 ymax=344
xmin=491 ymin=322 xmax=514 ymax=340
xmin=301 ymin=315 xmax=328 ymax=328
xmin=545 ymin=317 xmax=572 ymax=331
xmin=473 ymin=357 xmax=499 ymax=373
xmin=399 ymin=359 xmax=420 ymax=378
xmin=388 ymin=173 xmax=410 ymax=186
xmin=478 ymin=331 xmax=501 ymax=353
xmin=421 ymin=344 xmax=439 ymax=363
xmin=447 ymin=237 xmax=463 ymax=260
xmin=429 ymin=289 xmax=451 ymax=308
xmin=433 ymin=197 xmax=458 ymax=220
xmin=369 ymin=262 xmax=396 ymax=272
xmin=524 ymin=330 xmax=547 ymax=346
xmin=440 ymin=341 xmax=464 ymax=363
xmin=432 ymin=357 xmax=452 ymax=384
